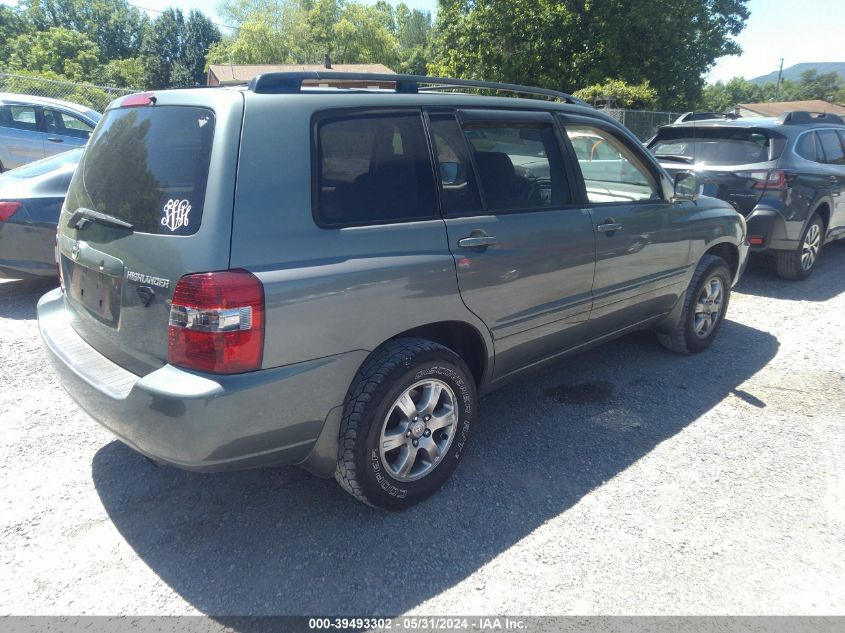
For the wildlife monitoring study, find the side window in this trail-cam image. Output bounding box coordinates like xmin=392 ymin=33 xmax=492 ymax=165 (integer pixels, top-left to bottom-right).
xmin=817 ymin=129 xmax=845 ymax=165
xmin=564 ymin=125 xmax=659 ymax=204
xmin=429 ymin=114 xmax=483 ymax=215
xmin=315 ymin=112 xmax=437 ymax=226
xmin=795 ymin=132 xmax=823 ymax=162
xmin=461 ymin=123 xmax=571 ymax=211
xmin=0 ymin=105 xmax=38 ymax=131
xmin=44 ymin=109 xmax=93 ymax=139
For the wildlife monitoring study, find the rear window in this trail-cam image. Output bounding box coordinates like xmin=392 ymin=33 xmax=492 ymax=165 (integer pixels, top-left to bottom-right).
xmin=65 ymin=106 xmax=215 ymax=235
xmin=817 ymin=129 xmax=845 ymax=165
xmin=650 ymin=127 xmax=785 ymax=165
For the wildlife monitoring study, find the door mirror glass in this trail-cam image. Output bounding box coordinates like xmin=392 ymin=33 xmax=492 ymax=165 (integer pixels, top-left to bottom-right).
xmin=439 ymin=161 xmax=461 ymax=185
xmin=673 ymin=171 xmax=699 ymax=201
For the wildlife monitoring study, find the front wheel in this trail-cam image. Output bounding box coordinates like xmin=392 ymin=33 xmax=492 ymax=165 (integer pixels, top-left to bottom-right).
xmin=776 ymin=213 xmax=824 ymax=281
xmin=657 ymin=254 xmax=732 ymax=354
xmin=335 ymin=338 xmax=476 ymax=510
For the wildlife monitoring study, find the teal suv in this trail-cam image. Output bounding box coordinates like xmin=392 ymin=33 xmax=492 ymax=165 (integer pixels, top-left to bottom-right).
xmin=38 ymin=73 xmax=748 ymax=509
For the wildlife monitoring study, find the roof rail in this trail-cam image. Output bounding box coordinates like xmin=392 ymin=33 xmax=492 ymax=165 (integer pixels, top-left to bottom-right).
xmin=777 ymin=110 xmax=844 ymax=125
xmin=247 ymin=71 xmax=589 ymax=105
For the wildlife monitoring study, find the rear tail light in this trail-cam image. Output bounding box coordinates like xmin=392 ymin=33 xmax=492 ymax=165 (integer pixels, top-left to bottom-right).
xmin=168 ymin=270 xmax=265 ymax=374
xmin=734 ymin=169 xmax=788 ymax=191
xmin=0 ymin=201 xmax=22 ymax=222
xmin=749 ymin=236 xmax=765 ymax=246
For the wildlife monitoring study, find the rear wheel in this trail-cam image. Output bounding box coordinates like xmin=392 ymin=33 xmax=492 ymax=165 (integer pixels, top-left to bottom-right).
xmin=335 ymin=338 xmax=476 ymax=510
xmin=657 ymin=254 xmax=731 ymax=354
xmin=776 ymin=213 xmax=824 ymax=281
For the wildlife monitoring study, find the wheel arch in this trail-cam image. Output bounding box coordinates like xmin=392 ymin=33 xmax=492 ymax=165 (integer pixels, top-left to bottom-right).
xmin=813 ymin=202 xmax=830 ymax=235
xmin=702 ymin=240 xmax=740 ymax=280
xmin=390 ymin=320 xmax=490 ymax=389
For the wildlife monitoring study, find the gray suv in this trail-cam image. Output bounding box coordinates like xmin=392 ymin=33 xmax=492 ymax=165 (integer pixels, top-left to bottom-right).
xmin=37 ymin=73 xmax=748 ymax=509
xmin=0 ymin=93 xmax=99 ymax=171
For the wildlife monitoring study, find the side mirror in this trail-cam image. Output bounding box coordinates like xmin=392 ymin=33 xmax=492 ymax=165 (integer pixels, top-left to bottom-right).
xmin=439 ymin=161 xmax=461 ymax=185
xmin=673 ymin=170 xmax=699 ymax=202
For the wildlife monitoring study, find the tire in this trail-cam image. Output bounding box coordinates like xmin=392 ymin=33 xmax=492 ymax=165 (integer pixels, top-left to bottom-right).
xmin=776 ymin=213 xmax=824 ymax=281
xmin=335 ymin=337 xmax=477 ymax=510
xmin=657 ymin=254 xmax=732 ymax=354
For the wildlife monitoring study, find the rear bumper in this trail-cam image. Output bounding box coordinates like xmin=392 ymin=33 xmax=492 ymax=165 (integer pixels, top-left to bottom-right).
xmin=37 ymin=288 xmax=366 ymax=472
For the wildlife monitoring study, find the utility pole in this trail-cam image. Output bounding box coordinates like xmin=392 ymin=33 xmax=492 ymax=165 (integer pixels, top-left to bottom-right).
xmin=775 ymin=58 xmax=784 ymax=101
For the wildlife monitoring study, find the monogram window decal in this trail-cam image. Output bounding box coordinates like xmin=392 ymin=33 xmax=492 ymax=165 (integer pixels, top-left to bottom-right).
xmin=161 ymin=199 xmax=192 ymax=232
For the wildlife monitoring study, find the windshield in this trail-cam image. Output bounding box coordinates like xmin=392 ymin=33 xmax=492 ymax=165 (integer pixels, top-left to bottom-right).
xmin=650 ymin=128 xmax=785 ymax=165
xmin=64 ymin=105 xmax=215 ymax=235
xmin=0 ymin=147 xmax=83 ymax=180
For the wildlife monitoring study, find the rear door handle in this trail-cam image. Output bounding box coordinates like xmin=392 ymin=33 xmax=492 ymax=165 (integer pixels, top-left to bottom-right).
xmin=597 ymin=222 xmax=623 ymax=233
xmin=46 ymin=137 xmax=64 ymax=143
xmin=458 ymin=233 xmax=497 ymax=251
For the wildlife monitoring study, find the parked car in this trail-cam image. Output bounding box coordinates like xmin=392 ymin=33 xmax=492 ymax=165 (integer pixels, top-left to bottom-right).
xmin=37 ymin=74 xmax=748 ymax=509
xmin=649 ymin=111 xmax=845 ymax=280
xmin=0 ymin=93 xmax=99 ymax=172
xmin=0 ymin=147 xmax=82 ymax=279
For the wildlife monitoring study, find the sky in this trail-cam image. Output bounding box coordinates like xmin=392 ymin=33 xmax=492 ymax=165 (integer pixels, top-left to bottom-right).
xmin=3 ymin=0 xmax=842 ymax=84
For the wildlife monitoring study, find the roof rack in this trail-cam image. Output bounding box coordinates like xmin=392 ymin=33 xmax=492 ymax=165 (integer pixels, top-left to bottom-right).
xmin=247 ymin=71 xmax=588 ymax=105
xmin=778 ymin=111 xmax=844 ymax=125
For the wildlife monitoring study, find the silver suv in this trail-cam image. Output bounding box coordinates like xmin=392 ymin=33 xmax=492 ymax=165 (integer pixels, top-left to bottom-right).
xmin=0 ymin=93 xmax=100 ymax=171
xmin=37 ymin=73 xmax=749 ymax=509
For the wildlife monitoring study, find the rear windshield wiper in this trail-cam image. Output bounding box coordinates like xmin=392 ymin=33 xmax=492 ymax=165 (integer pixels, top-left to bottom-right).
xmin=67 ymin=207 xmax=134 ymax=231
xmin=654 ymin=154 xmax=695 ymax=164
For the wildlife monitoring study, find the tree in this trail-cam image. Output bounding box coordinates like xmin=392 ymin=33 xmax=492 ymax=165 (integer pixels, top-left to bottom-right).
xmin=700 ymin=77 xmax=763 ymax=111
xmin=430 ymin=0 xmax=750 ymax=110
xmin=0 ymin=6 xmax=30 ymax=60
xmin=141 ymin=9 xmax=221 ymax=88
xmin=574 ymin=79 xmax=658 ymax=110
xmin=210 ymin=0 xmax=402 ymax=68
xmin=22 ymin=0 xmax=147 ymax=62
xmin=6 ymin=27 xmax=101 ymax=82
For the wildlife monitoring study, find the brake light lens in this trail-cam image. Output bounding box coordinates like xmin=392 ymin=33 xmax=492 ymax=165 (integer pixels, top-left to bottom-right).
xmin=734 ymin=169 xmax=787 ymax=191
xmin=121 ymin=92 xmax=156 ymax=107
xmin=168 ymin=270 xmax=265 ymax=374
xmin=0 ymin=201 xmax=22 ymax=221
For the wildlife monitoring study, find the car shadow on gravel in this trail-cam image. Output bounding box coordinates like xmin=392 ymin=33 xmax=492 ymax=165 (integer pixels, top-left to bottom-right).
xmin=736 ymin=241 xmax=845 ymax=302
xmin=91 ymin=316 xmax=778 ymax=619
xmin=0 ymin=278 xmax=57 ymax=320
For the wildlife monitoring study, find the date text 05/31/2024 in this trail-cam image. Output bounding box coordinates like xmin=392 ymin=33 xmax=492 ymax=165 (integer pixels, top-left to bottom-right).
xmin=308 ymin=617 xmax=528 ymax=630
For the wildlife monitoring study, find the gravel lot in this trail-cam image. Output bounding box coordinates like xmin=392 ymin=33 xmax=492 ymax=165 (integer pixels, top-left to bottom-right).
xmin=1 ymin=247 xmax=844 ymax=617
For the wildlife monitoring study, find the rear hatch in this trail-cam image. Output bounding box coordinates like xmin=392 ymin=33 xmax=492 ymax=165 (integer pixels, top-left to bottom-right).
xmin=57 ymin=89 xmax=244 ymax=375
xmin=648 ymin=125 xmax=787 ymax=214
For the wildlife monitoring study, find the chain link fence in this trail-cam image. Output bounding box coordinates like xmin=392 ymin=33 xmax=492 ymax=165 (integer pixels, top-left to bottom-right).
xmin=0 ymin=72 xmax=137 ymax=112
xmin=602 ymin=109 xmax=684 ymax=141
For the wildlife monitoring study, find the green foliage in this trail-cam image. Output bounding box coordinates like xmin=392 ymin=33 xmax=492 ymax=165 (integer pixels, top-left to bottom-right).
xmin=573 ymin=80 xmax=658 ymax=110
xmin=22 ymin=0 xmax=147 ymax=62
xmin=97 ymin=57 xmax=146 ymax=89
xmin=6 ymin=27 xmax=101 ymax=82
xmin=140 ymin=9 xmax=222 ymax=89
xmin=700 ymin=71 xmax=845 ymax=111
xmin=210 ymin=0 xmax=430 ymax=71
xmin=430 ymin=0 xmax=750 ymax=110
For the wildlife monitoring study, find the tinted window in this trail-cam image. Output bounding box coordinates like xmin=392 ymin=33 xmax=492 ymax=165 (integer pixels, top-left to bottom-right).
xmin=64 ymin=106 xmax=215 ymax=235
xmin=315 ymin=112 xmax=436 ymax=226
xmin=795 ymin=132 xmax=823 ymax=162
xmin=650 ymin=127 xmax=782 ymax=164
xmin=462 ymin=123 xmax=570 ymax=211
xmin=0 ymin=105 xmax=37 ymax=131
xmin=43 ymin=108 xmax=93 ymax=139
xmin=566 ymin=125 xmax=658 ymax=203
xmin=429 ymin=114 xmax=483 ymax=215
xmin=818 ymin=130 xmax=845 ymax=165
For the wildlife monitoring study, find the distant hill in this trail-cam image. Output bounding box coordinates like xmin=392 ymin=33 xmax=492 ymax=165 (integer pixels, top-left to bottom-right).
xmin=750 ymin=62 xmax=845 ymax=85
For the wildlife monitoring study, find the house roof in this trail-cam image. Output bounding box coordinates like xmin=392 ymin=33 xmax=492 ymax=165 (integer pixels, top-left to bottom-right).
xmin=738 ymin=100 xmax=845 ymax=117
xmin=207 ymin=63 xmax=395 ymax=85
